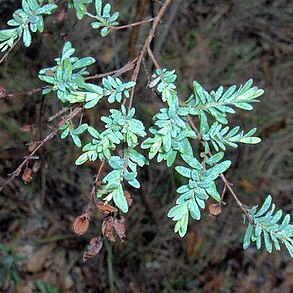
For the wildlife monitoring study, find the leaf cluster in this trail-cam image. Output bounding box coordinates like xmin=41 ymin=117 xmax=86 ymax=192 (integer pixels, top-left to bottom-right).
xmin=90 ymin=0 xmax=119 ymax=37
xmin=68 ymin=0 xmax=93 ymax=20
xmin=186 ymin=80 xmax=264 ymax=124
xmin=75 ymin=106 xmax=146 ymax=164
xmin=39 ymin=42 xmax=135 ymax=106
xmin=143 ymin=69 xmax=264 ymax=237
xmin=98 ymin=151 xmax=147 ymax=213
xmin=68 ymin=0 xmax=119 ymax=37
xmin=142 ymin=70 xmax=196 ymax=167
xmin=243 ymin=195 xmax=293 ymax=258
xmin=202 ymin=122 xmax=261 ymax=152
xmin=168 ymin=160 xmax=231 ymax=236
xmin=0 ymin=0 xmax=57 ymax=51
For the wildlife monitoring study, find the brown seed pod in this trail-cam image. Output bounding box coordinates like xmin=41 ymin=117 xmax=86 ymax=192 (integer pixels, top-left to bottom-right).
xmin=83 ymin=237 xmax=103 ymax=262
xmin=209 ymin=203 xmax=222 ymax=216
xmin=97 ymin=202 xmax=118 ymax=214
xmin=22 ymin=167 xmax=33 ymax=184
xmin=102 ymin=216 xmax=115 ymax=242
xmin=114 ymin=216 xmax=126 ymax=241
xmin=72 ymin=214 xmax=89 ymax=235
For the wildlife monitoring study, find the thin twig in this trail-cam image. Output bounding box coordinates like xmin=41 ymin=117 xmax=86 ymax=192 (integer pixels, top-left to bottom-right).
xmin=126 ymin=0 xmax=172 ymax=110
xmin=1 ymin=86 xmax=51 ymax=100
xmin=111 ymin=17 xmax=156 ymax=31
xmin=85 ymin=59 xmax=137 ymax=81
xmin=147 ymin=48 xmax=160 ymax=70
xmin=0 ymin=38 xmax=20 ymax=65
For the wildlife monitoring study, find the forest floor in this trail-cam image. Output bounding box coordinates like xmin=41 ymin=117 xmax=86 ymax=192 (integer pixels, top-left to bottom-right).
xmin=0 ymin=0 xmax=292 ymax=292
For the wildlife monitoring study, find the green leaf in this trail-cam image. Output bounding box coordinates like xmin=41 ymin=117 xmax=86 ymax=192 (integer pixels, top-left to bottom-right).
xmin=23 ymin=26 xmax=32 ymax=47
xmin=95 ymin=0 xmax=102 ymax=15
xmin=255 ymin=195 xmax=272 ymax=217
xmin=75 ymin=153 xmax=88 ymax=165
xmin=239 ymin=137 xmax=261 ymax=144
xmin=243 ymin=224 xmax=253 ymax=249
xmin=72 ymin=134 xmax=82 ymax=147
xmin=113 ymin=185 xmax=128 ymax=213
xmin=205 ymin=160 xmax=231 ymax=180
xmin=175 ymin=166 xmax=192 ymax=178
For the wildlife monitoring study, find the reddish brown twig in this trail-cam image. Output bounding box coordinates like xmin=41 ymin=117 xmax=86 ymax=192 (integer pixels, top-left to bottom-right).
xmin=126 ymin=0 xmax=172 ymax=110
xmin=1 ymin=86 xmax=51 ymax=100
xmin=111 ymin=18 xmax=156 ymax=31
xmin=85 ymin=59 xmax=137 ymax=81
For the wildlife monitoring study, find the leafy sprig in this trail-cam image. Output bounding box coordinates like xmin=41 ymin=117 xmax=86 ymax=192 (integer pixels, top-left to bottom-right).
xmin=60 ymin=123 xmax=88 ymax=147
xmin=168 ymin=160 xmax=231 ymax=236
xmin=186 ymin=80 xmax=264 ymax=124
xmin=144 ymin=69 xmax=264 ymax=239
xmin=0 ymin=0 xmax=57 ymax=52
xmin=243 ymin=195 xmax=293 ymax=258
xmin=90 ymin=0 xmax=119 ymax=37
xmin=98 ymin=152 xmax=147 ymax=213
xmin=39 ymin=42 xmax=135 ymax=106
xmin=202 ymin=122 xmax=261 ymax=152
xmin=75 ymin=105 xmax=146 ymax=164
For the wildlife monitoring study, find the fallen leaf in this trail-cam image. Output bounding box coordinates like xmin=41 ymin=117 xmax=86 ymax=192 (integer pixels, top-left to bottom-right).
xmin=22 ymin=167 xmax=33 ymax=184
xmin=114 ymin=216 xmax=126 ymax=241
xmin=97 ymin=202 xmax=117 ymax=214
xmin=72 ymin=214 xmax=89 ymax=236
xmin=83 ymin=237 xmax=103 ymax=262
xmin=124 ymin=191 xmax=133 ymax=207
xmin=102 ymin=216 xmax=115 ymax=242
xmin=26 ymin=244 xmax=54 ymax=273
xmin=209 ymin=203 xmax=222 ymax=216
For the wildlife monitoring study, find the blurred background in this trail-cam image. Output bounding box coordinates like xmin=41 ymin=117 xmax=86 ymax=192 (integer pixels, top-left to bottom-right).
xmin=0 ymin=0 xmax=292 ymax=292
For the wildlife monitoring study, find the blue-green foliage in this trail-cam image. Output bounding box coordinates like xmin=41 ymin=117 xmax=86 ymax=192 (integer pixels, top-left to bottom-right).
xmin=60 ymin=123 xmax=88 ymax=147
xmin=202 ymin=122 xmax=261 ymax=152
xmin=39 ymin=42 xmax=135 ymax=106
xmin=187 ymin=80 xmax=264 ymax=124
xmin=75 ymin=105 xmax=146 ymax=164
xmin=0 ymin=0 xmax=57 ymax=51
xmin=39 ymin=42 xmax=146 ymax=214
xmin=90 ymin=0 xmax=119 ymax=37
xmin=39 ymin=42 xmax=96 ymax=103
xmin=97 ymin=151 xmax=147 ymax=213
xmin=68 ymin=0 xmax=93 ymax=20
xmin=168 ymin=160 xmax=231 ymax=236
xmin=84 ymin=76 xmax=135 ymax=108
xmin=142 ymin=69 xmax=197 ymax=167
xmin=143 ymin=69 xmax=264 ymax=238
xmin=244 ymin=195 xmax=293 ymax=258
xmin=68 ymin=0 xmax=119 ymax=36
